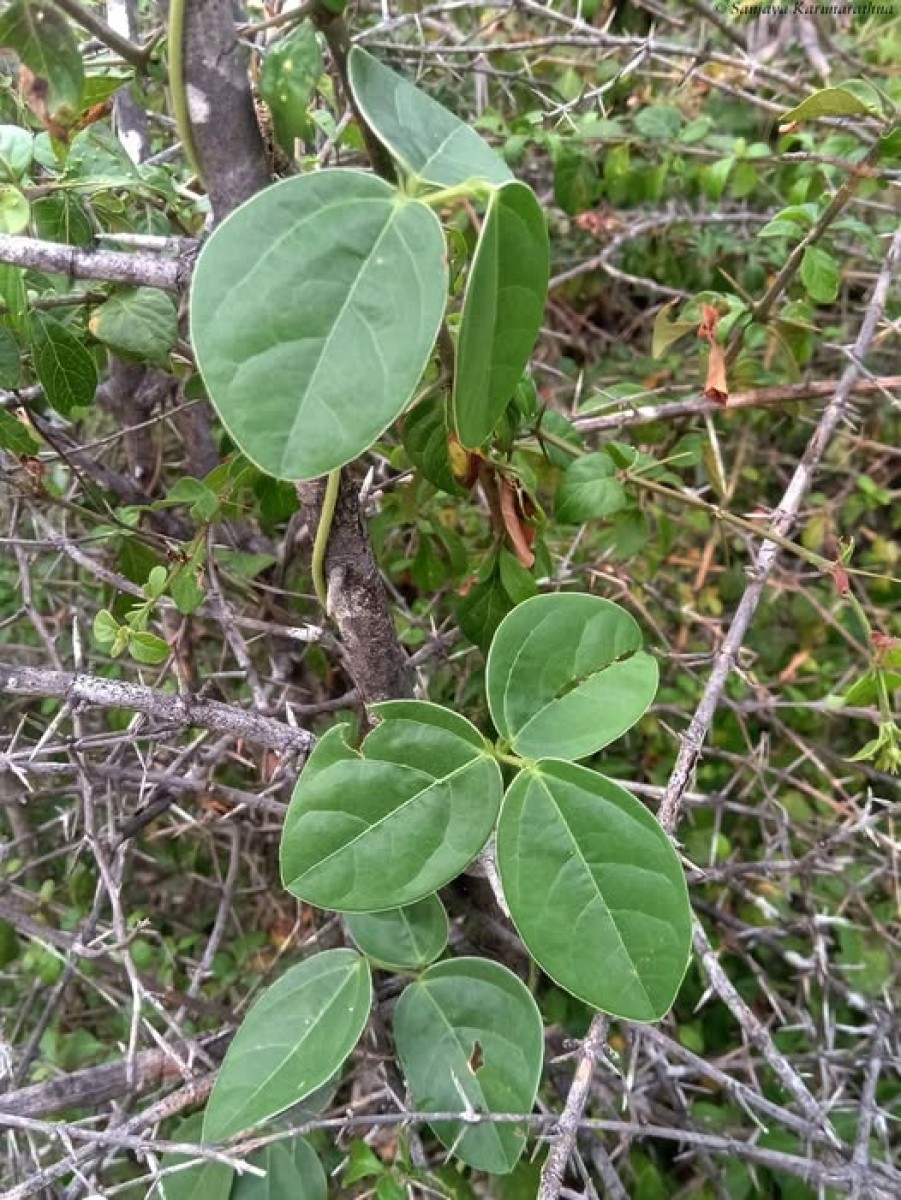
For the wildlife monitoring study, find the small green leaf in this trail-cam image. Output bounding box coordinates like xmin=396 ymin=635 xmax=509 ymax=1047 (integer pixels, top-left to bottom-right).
xmin=455 ymin=567 xmax=513 ymax=652
xmin=89 ymin=287 xmax=178 ymax=366
xmin=170 ymin=566 xmax=205 ymax=615
xmin=345 ymin=894 xmax=448 ymax=970
xmin=190 ymin=170 xmax=447 ymax=481
xmin=453 ymin=181 xmax=549 ymax=449
xmin=0 ymin=325 xmax=21 ymax=388
xmin=259 ymin=21 xmax=323 ymax=152
xmin=0 ymin=1 xmax=84 ymax=121
xmin=782 ymin=81 xmax=884 ymax=123
xmin=92 ymin=608 xmax=119 ymax=647
xmin=64 ymin=122 xmax=138 ymax=186
xmin=552 ymin=145 xmax=597 ymax=216
xmin=0 ymin=184 xmax=29 ymax=234
xmin=231 ymin=1138 xmax=327 ymax=1200
xmin=497 ymin=761 xmax=691 ymax=1021
xmin=0 ymin=125 xmax=34 ymax=178
xmin=555 ymin=453 xmax=628 ymax=524
xmin=144 ymin=566 xmax=168 ymax=599
xmin=651 ymin=300 xmax=694 ymax=359
xmin=0 ymin=407 xmax=38 ymax=455
xmin=129 ymin=631 xmax=169 ymax=665
xmin=486 ymin=593 xmax=658 ymax=761
xmin=348 ymin=48 xmax=513 ymax=188
xmin=30 ymin=193 xmax=93 ymax=246
xmin=498 ymin=548 xmax=537 ymax=605
xmin=203 ymin=949 xmax=371 ymax=1142
xmin=800 ymin=245 xmax=840 ymax=304
xmin=394 ymin=958 xmax=544 ymax=1173
xmin=344 ymin=1140 xmax=383 ymax=1184
xmin=634 ymin=105 xmax=682 ymax=140
xmin=161 ymin=1114 xmax=233 ymax=1200
xmin=403 ymin=393 xmax=466 ymax=496
xmin=280 ymin=703 xmax=502 ymax=911
xmin=29 ymin=311 xmax=97 ymax=416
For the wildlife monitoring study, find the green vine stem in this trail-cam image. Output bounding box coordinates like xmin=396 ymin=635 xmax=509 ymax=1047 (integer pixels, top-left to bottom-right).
xmin=311 ymin=468 xmax=341 ymax=611
xmin=167 ymin=0 xmax=203 ymax=182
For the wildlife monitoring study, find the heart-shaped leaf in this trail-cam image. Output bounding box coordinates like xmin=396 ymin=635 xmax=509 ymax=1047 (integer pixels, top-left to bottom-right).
xmin=280 ymin=701 xmax=502 ymax=912
xmin=345 ymin=894 xmax=448 ymax=970
xmin=348 ymin=48 xmax=513 ymax=188
xmin=453 ymin=182 xmax=549 ymax=448
xmin=203 ymin=949 xmax=371 ymax=1142
xmin=190 ymin=170 xmax=447 ymax=480
xmin=394 ymin=958 xmax=543 ymax=1173
xmin=497 ymin=760 xmax=691 ymax=1021
xmin=231 ymin=1138 xmax=327 ymax=1200
xmin=486 ymin=593 xmax=658 ymax=760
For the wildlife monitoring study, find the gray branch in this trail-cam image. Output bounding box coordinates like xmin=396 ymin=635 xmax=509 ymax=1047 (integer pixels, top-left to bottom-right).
xmin=0 ymin=233 xmax=196 ymax=291
xmin=0 ymin=664 xmax=312 ymax=755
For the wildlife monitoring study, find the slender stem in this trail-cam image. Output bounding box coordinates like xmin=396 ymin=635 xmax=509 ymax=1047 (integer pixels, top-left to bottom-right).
xmin=51 ymin=0 xmax=153 ymax=70
xmin=166 ymin=0 xmax=202 ymax=181
xmin=311 ymin=469 xmax=341 ymax=611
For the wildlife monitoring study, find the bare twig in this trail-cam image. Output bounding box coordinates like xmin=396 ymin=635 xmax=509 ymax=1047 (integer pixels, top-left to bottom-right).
xmin=0 ymin=664 xmax=312 ymax=755
xmin=0 ymin=234 xmax=195 ymax=291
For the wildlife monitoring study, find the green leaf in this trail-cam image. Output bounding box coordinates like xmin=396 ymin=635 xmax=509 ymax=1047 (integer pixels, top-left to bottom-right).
xmin=0 ymin=407 xmax=39 ymax=455
xmin=30 ymin=193 xmax=93 ymax=246
xmin=92 ymin=608 xmax=119 ymax=647
xmin=453 ymin=182 xmax=549 ymax=449
xmin=203 ymin=949 xmax=371 ymax=1142
xmin=782 ymin=81 xmax=884 ymax=123
xmin=455 ymin=567 xmax=513 ymax=652
xmin=634 ymin=105 xmax=682 ymax=141
xmin=486 ymin=593 xmax=658 ymax=761
xmin=161 ymin=1114 xmax=233 ymax=1200
xmin=280 ymin=703 xmax=501 ymax=911
xmin=0 ymin=184 xmax=29 ymax=234
xmin=0 ymin=125 xmax=34 ymax=178
xmin=89 ymin=287 xmax=178 ymax=366
xmin=498 ymin=548 xmax=537 ymax=605
xmin=651 ymin=300 xmax=694 ymax=359
xmin=259 ymin=21 xmax=323 ymax=152
xmin=129 ymin=631 xmax=169 ymax=665
xmin=0 ymin=1 xmax=84 ymax=121
xmin=231 ymin=1138 xmax=327 ymax=1200
xmin=64 ymin=122 xmax=138 ymax=187
xmin=0 ymin=324 xmax=22 ymax=388
xmin=347 ymin=48 xmax=513 ymax=188
xmin=170 ymin=566 xmax=205 ymax=615
xmin=403 ymin=393 xmax=466 ymax=496
xmin=345 ymin=894 xmax=448 ymax=970
xmin=344 ymin=1140 xmax=383 ymax=1184
xmin=800 ymin=245 xmax=840 ymax=304
xmin=190 ymin=170 xmax=447 ymax=481
xmin=552 ymin=145 xmax=597 ymax=216
xmin=29 ymin=311 xmax=97 ymax=416
xmin=555 ymin=453 xmax=628 ymax=524
xmin=394 ymin=958 xmax=544 ymax=1173
xmin=0 ymin=263 xmax=28 ymax=334
xmin=497 ymin=761 xmax=691 ymax=1021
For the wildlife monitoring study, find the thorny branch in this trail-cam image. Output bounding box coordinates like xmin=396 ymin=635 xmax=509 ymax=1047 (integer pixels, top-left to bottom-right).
xmin=0 ymin=664 xmax=313 ymax=756
xmin=0 ymin=233 xmax=195 ymax=292
xmin=537 ymin=224 xmax=901 ymax=1200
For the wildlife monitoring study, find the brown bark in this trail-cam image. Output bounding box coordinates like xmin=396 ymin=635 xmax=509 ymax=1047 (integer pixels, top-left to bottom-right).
xmin=183 ymin=0 xmax=411 ymax=705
